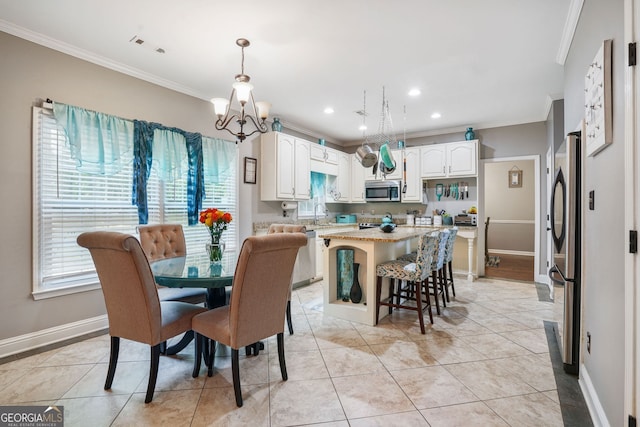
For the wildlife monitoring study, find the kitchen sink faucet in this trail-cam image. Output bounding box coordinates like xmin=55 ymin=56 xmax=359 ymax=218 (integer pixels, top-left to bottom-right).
xmin=313 ymin=202 xmax=328 ymax=225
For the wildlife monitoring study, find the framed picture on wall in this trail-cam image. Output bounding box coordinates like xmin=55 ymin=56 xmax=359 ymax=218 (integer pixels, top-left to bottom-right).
xmin=509 ymin=169 xmax=522 ymax=188
xmin=244 ymin=157 xmax=257 ymax=184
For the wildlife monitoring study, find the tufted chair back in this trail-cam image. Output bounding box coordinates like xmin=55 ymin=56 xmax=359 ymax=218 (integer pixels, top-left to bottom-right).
xmin=267 ymin=223 xmax=307 ymax=235
xmin=138 ymin=224 xmax=187 ymax=261
xmin=266 ymin=223 xmax=306 ymax=335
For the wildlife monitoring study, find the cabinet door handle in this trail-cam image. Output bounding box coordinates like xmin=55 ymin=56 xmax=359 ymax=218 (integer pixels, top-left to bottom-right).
xmin=443 ymin=166 xmax=446 ymax=174
xmin=449 ymin=165 xmax=452 ymax=173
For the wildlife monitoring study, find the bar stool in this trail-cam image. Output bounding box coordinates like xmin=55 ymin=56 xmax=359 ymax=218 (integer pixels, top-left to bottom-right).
xmin=375 ymin=232 xmax=440 ymax=334
xmin=443 ymin=227 xmax=458 ymax=302
xmin=398 ymin=229 xmax=449 ymax=315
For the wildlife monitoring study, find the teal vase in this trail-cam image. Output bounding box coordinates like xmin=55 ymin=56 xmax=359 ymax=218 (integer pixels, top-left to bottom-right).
xmin=337 ymin=249 xmax=354 ymax=301
xmin=271 ymin=117 xmax=283 ymax=132
xmin=465 ymin=127 xmax=475 ymax=140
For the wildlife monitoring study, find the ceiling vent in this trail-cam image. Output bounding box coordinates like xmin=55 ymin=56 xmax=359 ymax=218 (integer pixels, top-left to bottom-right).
xmin=129 ymin=35 xmax=165 ymax=54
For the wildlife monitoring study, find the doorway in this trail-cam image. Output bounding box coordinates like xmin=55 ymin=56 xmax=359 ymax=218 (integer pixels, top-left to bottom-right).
xmin=482 ymin=156 xmax=540 ymax=282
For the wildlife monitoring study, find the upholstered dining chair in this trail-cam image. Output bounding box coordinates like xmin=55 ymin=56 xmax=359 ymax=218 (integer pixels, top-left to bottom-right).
xmin=267 ymin=223 xmax=307 ymax=335
xmin=375 ymin=231 xmax=440 ymax=334
xmin=77 ymin=231 xmax=207 ymax=403
xmin=191 ymin=233 xmax=307 ymax=407
xmin=137 ymin=224 xmax=207 ymax=305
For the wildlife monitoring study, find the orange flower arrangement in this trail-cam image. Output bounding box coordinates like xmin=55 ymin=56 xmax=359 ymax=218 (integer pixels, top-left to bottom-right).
xmin=199 ymin=208 xmax=232 ymax=242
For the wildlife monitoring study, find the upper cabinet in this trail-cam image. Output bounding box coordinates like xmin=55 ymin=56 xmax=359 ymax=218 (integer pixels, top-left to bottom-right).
xmin=310 ymin=144 xmax=339 ymax=175
xmin=401 ymin=147 xmax=422 ymax=203
xmin=334 ymin=151 xmax=351 ymax=202
xmin=260 ymin=132 xmax=311 ymax=201
xmin=350 ymin=154 xmax=366 ymax=203
xmin=421 ymin=140 xmax=477 ymax=178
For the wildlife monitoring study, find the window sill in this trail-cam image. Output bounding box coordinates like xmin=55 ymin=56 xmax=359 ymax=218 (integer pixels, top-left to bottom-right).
xmin=32 ymin=282 xmax=101 ymax=300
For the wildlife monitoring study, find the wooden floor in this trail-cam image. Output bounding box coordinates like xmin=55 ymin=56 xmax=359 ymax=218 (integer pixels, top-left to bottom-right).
xmin=484 ymin=253 xmax=535 ymax=282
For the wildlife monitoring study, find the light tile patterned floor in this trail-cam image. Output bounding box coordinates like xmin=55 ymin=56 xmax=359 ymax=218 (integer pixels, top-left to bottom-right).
xmin=0 ymin=277 xmax=579 ymax=426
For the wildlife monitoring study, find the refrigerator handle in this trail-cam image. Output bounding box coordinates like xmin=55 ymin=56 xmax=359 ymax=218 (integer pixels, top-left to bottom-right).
xmin=548 ymin=264 xmax=572 ymax=285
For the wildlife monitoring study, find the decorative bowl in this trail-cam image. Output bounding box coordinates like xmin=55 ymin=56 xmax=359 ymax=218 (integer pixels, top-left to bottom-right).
xmin=379 ymin=223 xmax=396 ymax=233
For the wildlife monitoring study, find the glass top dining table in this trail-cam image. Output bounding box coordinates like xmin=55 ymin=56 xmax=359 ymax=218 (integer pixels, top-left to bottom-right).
xmin=150 ymin=254 xmax=236 ymax=309
xmin=149 ymin=254 xmax=237 ymax=356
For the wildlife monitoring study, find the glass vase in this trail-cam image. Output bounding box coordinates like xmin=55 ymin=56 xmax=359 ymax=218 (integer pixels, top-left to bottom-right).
xmin=271 ymin=117 xmax=283 ymax=132
xmin=465 ymin=127 xmax=475 ymax=141
xmin=206 ymin=240 xmax=225 ymax=263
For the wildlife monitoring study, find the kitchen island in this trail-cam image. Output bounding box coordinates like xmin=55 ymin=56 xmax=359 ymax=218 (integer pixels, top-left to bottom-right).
xmin=317 ymin=226 xmax=477 ymax=325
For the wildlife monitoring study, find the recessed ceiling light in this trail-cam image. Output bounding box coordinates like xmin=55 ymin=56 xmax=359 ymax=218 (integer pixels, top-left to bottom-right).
xmin=431 ymin=112 xmax=442 ymax=119
xmin=358 ymin=125 xmax=367 ymax=131
xmin=408 ymin=88 xmax=421 ymax=97
xmin=324 ymin=107 xmax=334 ymax=114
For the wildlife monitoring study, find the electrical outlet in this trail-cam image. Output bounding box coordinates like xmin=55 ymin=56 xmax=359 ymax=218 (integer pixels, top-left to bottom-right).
xmin=587 ymin=332 xmax=591 ymax=353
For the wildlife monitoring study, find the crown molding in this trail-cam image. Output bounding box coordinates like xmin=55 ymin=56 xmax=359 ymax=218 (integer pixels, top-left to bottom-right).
xmin=0 ymin=19 xmax=206 ymax=100
xmin=556 ymin=0 xmax=584 ymax=65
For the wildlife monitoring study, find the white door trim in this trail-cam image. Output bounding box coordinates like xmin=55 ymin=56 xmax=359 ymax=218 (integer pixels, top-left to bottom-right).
xmin=624 ymin=0 xmax=639 ymax=422
xmin=482 ymin=155 xmax=542 ymax=283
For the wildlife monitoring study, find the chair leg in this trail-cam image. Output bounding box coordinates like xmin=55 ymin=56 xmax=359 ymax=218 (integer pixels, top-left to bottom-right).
xmin=375 ymin=275 xmax=383 ymax=325
xmin=192 ymin=333 xmax=202 ymax=378
xmin=414 ymin=280 xmax=425 ymax=334
xmin=231 ymin=348 xmax=243 ymax=407
xmin=438 ymin=269 xmax=447 ymax=307
xmin=387 ymin=278 xmax=394 ymax=315
xmin=145 ymin=344 xmax=161 ymax=403
xmin=207 ymin=339 xmax=215 ymax=377
xmin=286 ymin=300 xmax=294 ymax=335
xmin=422 ymin=280 xmax=434 ymax=324
xmin=104 ymin=336 xmax=120 ymax=390
xmin=431 ymin=271 xmax=441 ymax=315
xmin=448 ymin=261 xmax=456 ymax=297
xmin=277 ymin=332 xmax=288 ymax=381
xmin=442 ymin=265 xmax=451 ymax=303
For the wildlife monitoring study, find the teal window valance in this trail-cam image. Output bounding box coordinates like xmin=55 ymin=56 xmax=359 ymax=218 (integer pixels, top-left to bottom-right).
xmin=52 ymin=102 xmax=234 ymax=225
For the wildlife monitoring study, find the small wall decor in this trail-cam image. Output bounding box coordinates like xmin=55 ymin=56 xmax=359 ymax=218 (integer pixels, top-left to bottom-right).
xmin=584 ymin=39 xmax=612 ymax=156
xmin=508 ymin=166 xmax=522 ymax=188
xmin=244 ymin=157 xmax=257 ymax=184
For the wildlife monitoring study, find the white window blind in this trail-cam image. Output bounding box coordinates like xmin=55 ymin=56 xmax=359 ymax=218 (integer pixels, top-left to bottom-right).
xmin=32 ymin=106 xmax=237 ymax=298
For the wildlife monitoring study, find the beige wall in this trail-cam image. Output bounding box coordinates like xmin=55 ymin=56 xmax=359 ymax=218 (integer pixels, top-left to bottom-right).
xmin=484 ymin=159 xmax=535 ymax=253
xmin=0 ymin=31 xmax=237 ymax=342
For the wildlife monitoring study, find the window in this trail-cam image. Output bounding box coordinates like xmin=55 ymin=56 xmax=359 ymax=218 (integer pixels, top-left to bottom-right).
xmin=298 ymin=172 xmax=327 ymax=219
xmin=32 ymin=106 xmax=237 ymax=299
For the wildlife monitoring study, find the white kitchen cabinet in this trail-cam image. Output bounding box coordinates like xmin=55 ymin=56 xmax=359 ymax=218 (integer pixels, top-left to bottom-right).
xmin=333 ymin=151 xmax=350 ymax=202
xmin=310 ymin=144 xmax=339 ymax=175
xmin=350 ymin=154 xmax=366 ymax=202
xmin=421 ymin=140 xmax=477 ymax=178
xmin=364 ymin=149 xmax=403 ymax=181
xmin=401 ymin=147 xmax=422 ymax=203
xmin=260 ymin=132 xmax=311 ymax=201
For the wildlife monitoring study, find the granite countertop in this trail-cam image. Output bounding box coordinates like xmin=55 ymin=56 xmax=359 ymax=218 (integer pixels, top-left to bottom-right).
xmin=317 ymin=225 xmax=478 ymax=243
xmin=317 ymin=227 xmax=426 ymax=243
xmin=253 ymin=221 xmax=357 ymax=233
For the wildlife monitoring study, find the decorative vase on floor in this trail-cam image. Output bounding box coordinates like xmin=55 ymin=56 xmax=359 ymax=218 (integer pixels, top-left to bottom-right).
xmin=465 ymin=127 xmax=475 ymax=141
xmin=271 ymin=117 xmax=283 ymax=132
xmin=350 ymin=263 xmax=362 ymax=304
xmin=336 ymin=249 xmax=354 ymax=302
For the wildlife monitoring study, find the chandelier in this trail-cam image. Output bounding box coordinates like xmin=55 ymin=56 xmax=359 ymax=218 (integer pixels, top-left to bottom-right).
xmin=210 ymin=38 xmax=270 ymax=143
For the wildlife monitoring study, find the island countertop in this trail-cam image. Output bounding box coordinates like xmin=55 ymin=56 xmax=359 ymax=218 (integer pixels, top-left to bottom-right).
xmin=317 ymin=227 xmax=427 ymax=243
xmin=317 ymin=225 xmax=477 ymax=243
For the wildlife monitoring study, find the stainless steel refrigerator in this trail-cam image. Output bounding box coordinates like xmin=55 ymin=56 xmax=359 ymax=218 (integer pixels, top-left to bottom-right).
xmin=549 ymin=131 xmax=582 ymax=374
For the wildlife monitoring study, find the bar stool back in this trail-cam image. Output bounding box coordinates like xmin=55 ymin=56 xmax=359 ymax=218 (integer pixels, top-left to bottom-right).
xmin=375 ymin=231 xmax=440 ymax=334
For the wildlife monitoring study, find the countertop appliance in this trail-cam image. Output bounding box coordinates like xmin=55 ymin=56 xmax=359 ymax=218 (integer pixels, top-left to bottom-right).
xmin=365 ymin=180 xmax=401 ymax=202
xmin=336 ymin=214 xmax=357 ymax=223
xmin=548 ymin=131 xmax=582 ymax=374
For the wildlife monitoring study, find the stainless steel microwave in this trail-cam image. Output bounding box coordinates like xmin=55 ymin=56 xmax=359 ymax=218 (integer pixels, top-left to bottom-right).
xmin=365 ymin=180 xmax=401 ymax=202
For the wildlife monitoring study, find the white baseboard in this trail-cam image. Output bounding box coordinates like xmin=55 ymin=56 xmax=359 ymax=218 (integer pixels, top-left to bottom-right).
xmin=579 ymin=364 xmax=610 ymax=427
xmin=0 ymin=315 xmax=108 ymax=359
xmin=535 ymin=273 xmax=550 ymax=285
xmin=488 ymin=249 xmax=535 ymax=256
